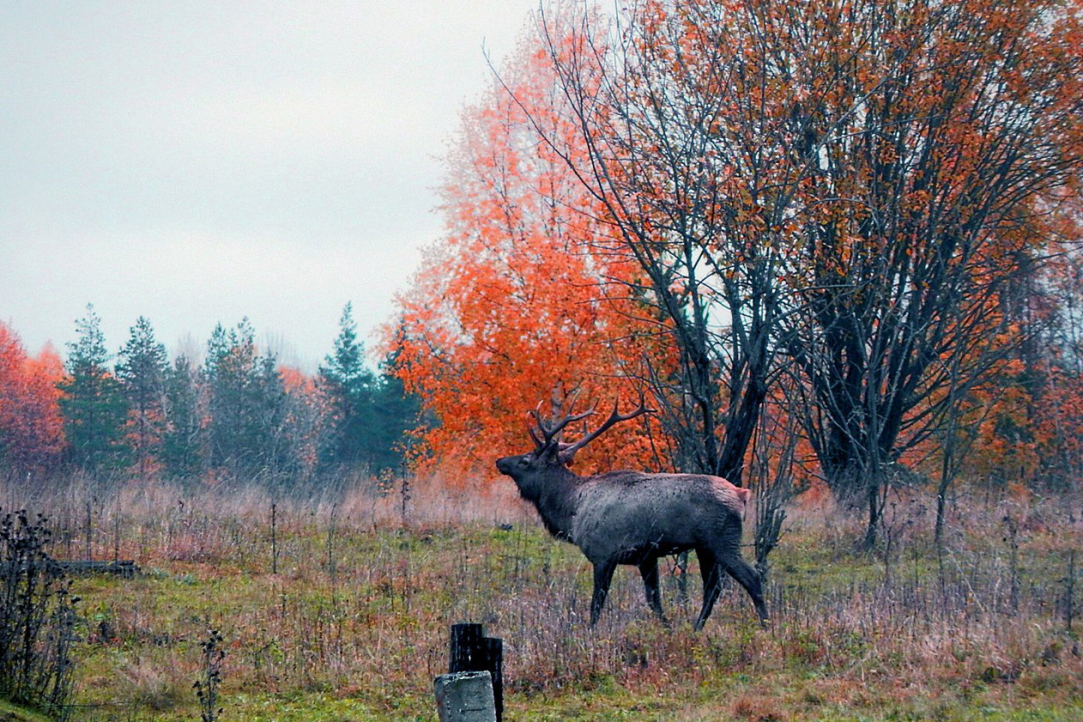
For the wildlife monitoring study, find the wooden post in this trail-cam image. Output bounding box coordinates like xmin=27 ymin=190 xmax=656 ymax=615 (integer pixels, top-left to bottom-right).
xmin=482 ymin=636 xmax=503 ymax=721
xmin=85 ymin=500 xmax=92 ymax=560
xmin=271 ymin=503 xmax=278 ymax=575
xmin=1066 ymin=549 xmax=1077 ymax=634
xmin=113 ymin=512 xmax=121 ymax=566
xmin=448 ymin=623 xmax=504 ymax=722
xmin=449 ymin=623 xmax=483 ymax=671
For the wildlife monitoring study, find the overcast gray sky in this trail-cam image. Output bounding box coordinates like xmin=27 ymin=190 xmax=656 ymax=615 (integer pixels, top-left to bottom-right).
xmin=0 ymin=1 xmax=540 ymax=369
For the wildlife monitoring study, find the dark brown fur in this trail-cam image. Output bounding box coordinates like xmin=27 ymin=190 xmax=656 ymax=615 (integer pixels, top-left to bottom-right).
xmin=496 ymin=434 xmax=768 ymax=629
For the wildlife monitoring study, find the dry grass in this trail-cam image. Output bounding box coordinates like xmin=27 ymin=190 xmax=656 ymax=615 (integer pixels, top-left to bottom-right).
xmin=1 ymin=472 xmax=1080 ymax=720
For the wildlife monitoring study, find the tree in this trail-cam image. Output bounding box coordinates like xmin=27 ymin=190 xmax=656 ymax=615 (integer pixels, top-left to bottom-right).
xmin=277 ymin=365 xmax=323 ymax=483
xmin=370 ymin=325 xmax=421 ymax=476
xmin=203 ymin=319 xmax=289 ymax=482
xmin=58 ymin=305 xmax=129 ymax=475
xmin=391 ymin=31 xmax=661 ymax=479
xmin=116 ymin=316 xmax=168 ymax=477
xmin=317 ymin=303 xmax=377 ymax=471
xmin=532 ymin=1 xmax=799 ymax=484
xmin=319 ymin=307 xmax=422 ymax=478
xmin=161 ymin=355 xmax=204 ymax=480
xmin=768 ymin=0 xmax=1083 ymax=545
xmin=530 ymin=0 xmax=1083 ymax=546
xmin=0 ymin=323 xmax=64 ymax=474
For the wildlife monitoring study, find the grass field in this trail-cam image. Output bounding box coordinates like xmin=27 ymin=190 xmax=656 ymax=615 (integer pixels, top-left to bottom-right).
xmin=4 ymin=477 xmax=1082 ymax=721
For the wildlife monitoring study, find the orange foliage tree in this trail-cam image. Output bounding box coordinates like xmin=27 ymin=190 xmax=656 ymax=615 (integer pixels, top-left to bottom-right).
xmin=1031 ymin=234 xmax=1083 ymax=486
xmin=394 ymin=0 xmax=1083 ymax=524
xmin=390 ymin=32 xmax=665 ymax=481
xmin=963 ymin=218 xmax=1083 ymax=492
xmin=278 ymin=365 xmax=325 ymax=481
xmin=0 ymin=323 xmax=65 ymax=474
xmin=778 ymin=0 xmax=1081 ymax=535
xmin=533 ymin=2 xmax=796 ymax=486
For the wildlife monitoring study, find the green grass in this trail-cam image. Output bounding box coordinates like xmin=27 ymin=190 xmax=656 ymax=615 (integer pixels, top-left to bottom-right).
xmin=0 ymin=698 xmax=54 ymax=722
xmin=5 ymin=481 xmax=1082 ymax=721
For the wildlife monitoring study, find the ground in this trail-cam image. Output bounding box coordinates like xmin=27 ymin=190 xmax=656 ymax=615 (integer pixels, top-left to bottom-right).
xmin=8 ymin=480 xmax=1083 ymax=720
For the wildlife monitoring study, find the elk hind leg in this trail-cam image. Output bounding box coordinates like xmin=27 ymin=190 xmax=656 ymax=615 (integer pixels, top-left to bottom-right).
xmin=720 ymin=550 xmax=769 ymax=627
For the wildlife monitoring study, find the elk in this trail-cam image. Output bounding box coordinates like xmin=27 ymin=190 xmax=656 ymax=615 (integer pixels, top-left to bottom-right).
xmin=495 ymin=401 xmax=768 ymax=630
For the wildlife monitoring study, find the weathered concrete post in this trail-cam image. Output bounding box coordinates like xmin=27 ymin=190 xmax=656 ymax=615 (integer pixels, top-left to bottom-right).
xmin=433 ymin=671 xmax=496 ymax=722
xmin=448 ymin=623 xmax=504 ymax=722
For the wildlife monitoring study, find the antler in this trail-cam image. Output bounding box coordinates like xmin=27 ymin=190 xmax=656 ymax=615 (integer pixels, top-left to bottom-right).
xmin=558 ymin=399 xmax=654 ymax=461
xmin=529 ymin=402 xmax=595 ymax=450
xmin=525 ymin=394 xmax=654 ymax=460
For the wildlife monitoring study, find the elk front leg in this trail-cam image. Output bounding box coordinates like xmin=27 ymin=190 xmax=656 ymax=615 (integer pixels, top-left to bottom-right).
xmin=590 ymin=559 xmax=617 ymax=626
xmin=638 ymin=557 xmax=667 ymax=623
xmin=693 ymin=548 xmax=724 ymax=631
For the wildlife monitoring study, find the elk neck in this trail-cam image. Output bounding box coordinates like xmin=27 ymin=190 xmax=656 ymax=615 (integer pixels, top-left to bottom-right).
xmin=523 ymin=464 xmax=582 ymax=541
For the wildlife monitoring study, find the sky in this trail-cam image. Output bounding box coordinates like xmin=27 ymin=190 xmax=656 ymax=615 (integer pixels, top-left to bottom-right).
xmin=0 ymin=1 xmax=541 ymax=370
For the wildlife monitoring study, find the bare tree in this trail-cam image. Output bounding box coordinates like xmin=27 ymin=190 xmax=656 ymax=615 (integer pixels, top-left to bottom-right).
xmin=524 ymin=1 xmax=810 ymax=485
xmin=772 ymin=0 xmax=1083 ymax=546
xmin=520 ymin=0 xmax=1082 ymax=550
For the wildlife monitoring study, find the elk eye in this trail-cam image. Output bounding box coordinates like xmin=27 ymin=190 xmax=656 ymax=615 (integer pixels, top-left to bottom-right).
xmin=518 ymin=458 xmax=529 ymax=467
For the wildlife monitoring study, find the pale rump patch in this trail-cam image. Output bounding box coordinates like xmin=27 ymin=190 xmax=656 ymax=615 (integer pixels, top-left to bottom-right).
xmin=709 ymin=477 xmax=751 ymax=517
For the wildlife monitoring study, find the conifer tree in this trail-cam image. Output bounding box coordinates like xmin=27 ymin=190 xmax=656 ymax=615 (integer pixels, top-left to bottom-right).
xmin=161 ymin=355 xmax=203 ymax=479
xmin=58 ymin=304 xmax=129 ymax=475
xmin=204 ymin=319 xmax=288 ymax=481
xmin=116 ymin=316 xmax=168 ymax=477
xmin=371 ymin=323 xmax=419 ymax=475
xmin=318 ymin=303 xmax=377 ymax=471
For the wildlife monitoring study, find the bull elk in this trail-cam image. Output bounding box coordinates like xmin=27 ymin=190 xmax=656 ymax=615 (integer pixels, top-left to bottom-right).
xmin=495 ymin=401 xmax=768 ymax=630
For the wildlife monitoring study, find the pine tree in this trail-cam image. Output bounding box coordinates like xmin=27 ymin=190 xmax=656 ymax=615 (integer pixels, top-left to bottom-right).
xmin=370 ymin=323 xmax=420 ymax=475
xmin=205 ymin=321 xmax=253 ymax=474
xmin=58 ymin=304 xmax=129 ymax=476
xmin=204 ymin=319 xmax=288 ymax=481
xmin=318 ymin=304 xmax=377 ymax=471
xmin=116 ymin=316 xmax=168 ymax=478
xmin=252 ymin=353 xmax=289 ymax=479
xmin=161 ymin=355 xmax=203 ymax=479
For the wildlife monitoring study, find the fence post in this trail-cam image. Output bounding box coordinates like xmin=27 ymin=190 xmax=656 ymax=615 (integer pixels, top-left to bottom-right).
xmin=270 ymin=503 xmax=278 ymax=575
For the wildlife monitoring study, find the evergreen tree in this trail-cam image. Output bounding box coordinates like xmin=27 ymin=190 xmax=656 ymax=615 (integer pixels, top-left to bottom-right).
xmin=204 ymin=319 xmax=288 ymax=481
xmin=253 ymin=352 xmax=290 ymax=477
xmin=205 ymin=321 xmax=251 ymax=474
xmin=58 ymin=304 xmax=129 ymax=475
xmin=318 ymin=304 xmax=377 ymax=471
xmin=116 ymin=316 xmax=168 ymax=477
xmin=161 ymin=355 xmax=203 ymax=479
xmin=371 ymin=325 xmax=420 ymax=475
xmin=318 ymin=307 xmax=419 ymax=477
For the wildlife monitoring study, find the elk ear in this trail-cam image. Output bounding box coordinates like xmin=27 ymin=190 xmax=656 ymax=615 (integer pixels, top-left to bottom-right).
xmin=556 ymin=442 xmax=578 ymax=466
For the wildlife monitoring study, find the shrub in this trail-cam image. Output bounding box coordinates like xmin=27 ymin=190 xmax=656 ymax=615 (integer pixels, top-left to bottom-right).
xmin=0 ymin=508 xmax=77 ymax=719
